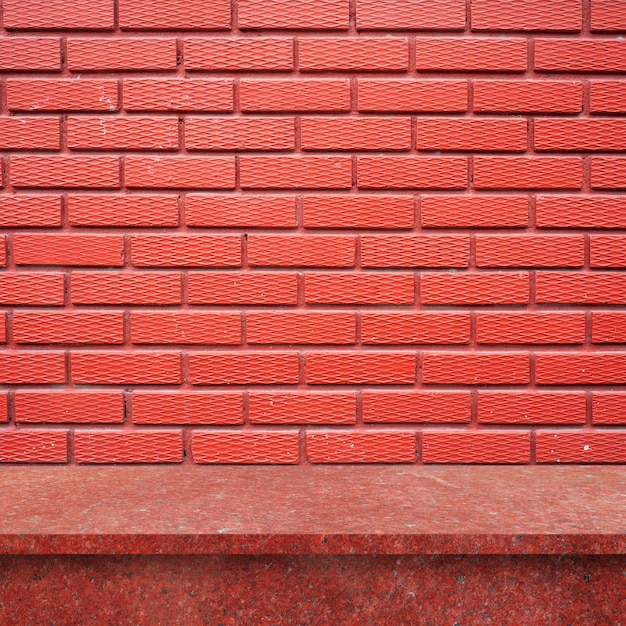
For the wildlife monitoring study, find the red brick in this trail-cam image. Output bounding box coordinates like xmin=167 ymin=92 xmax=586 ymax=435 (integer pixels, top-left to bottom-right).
xmin=185 ymin=117 xmax=294 ymax=151
xmin=249 ymin=392 xmax=356 ymax=424
xmin=306 ymin=352 xmax=416 ymax=385
xmin=361 ymin=235 xmax=469 ymax=268
xmin=67 ymin=38 xmax=176 ymax=71
xmin=537 ymin=432 xmax=626 ymax=464
xmin=75 ymin=431 xmax=182 ymax=464
xmin=189 ymin=352 xmax=299 ymax=385
xmin=590 ymin=80 xmax=626 ymax=113
xmin=11 ymin=156 xmax=120 ymax=189
xmin=248 ymin=235 xmax=355 ymax=268
xmin=247 ymin=312 xmax=356 ymax=344
xmin=71 ymin=352 xmax=181 ymax=385
xmin=476 ymin=235 xmax=584 ymax=268
xmin=238 ymin=0 xmax=348 ymax=30
xmin=68 ymin=195 xmax=179 ymax=227
xmin=68 ymin=117 xmax=178 ymax=151
xmin=184 ymin=38 xmax=294 ymax=71
xmin=0 ymin=38 xmax=60 ymax=71
xmin=240 ymin=156 xmax=352 ymax=189
xmin=358 ymin=79 xmax=468 ymax=112
xmin=0 ymin=431 xmax=67 ymax=464
xmin=421 ymin=272 xmax=529 ymax=305
xmin=193 ymin=431 xmax=299 ymax=464
xmin=2 ymin=393 xmax=10 ymax=421
xmin=0 ymin=273 xmax=64 ymax=306
xmin=15 ymin=391 xmax=124 ymax=424
xmin=535 ymin=39 xmax=626 ymax=72
xmin=0 ymin=242 xmax=5 ymax=268
xmin=307 ymin=431 xmax=416 ymax=463
xmin=474 ymin=80 xmax=582 ymax=113
xmin=6 ymin=79 xmax=117 ymax=112
xmin=593 ymin=393 xmax=626 ymax=425
xmin=0 ymin=315 xmax=5 ymax=343
xmin=125 ymin=156 xmax=235 ymax=189
xmin=0 ymin=353 xmax=65 ymax=384
xmin=471 ymin=0 xmax=581 ymax=31
xmin=423 ymin=431 xmax=530 ymax=464
xmin=476 ymin=313 xmax=586 ymax=344
xmin=188 ymin=272 xmax=297 ymax=305
xmin=240 ymin=79 xmax=350 ymax=112
xmin=422 ymin=352 xmax=529 ymax=385
xmin=536 ymin=272 xmax=626 ymax=305
xmin=591 ymin=157 xmax=626 ymax=189
xmin=132 ymin=392 xmax=243 ymax=425
xmin=3 ymin=0 xmax=113 ymax=30
xmin=535 ymin=119 xmax=626 ymax=152
xmin=186 ymin=195 xmax=296 ymax=228
xmin=536 ymin=353 xmax=626 ymax=385
xmin=362 ymin=312 xmax=470 ymax=345
xmin=71 ymin=272 xmax=181 ymax=305
xmin=299 ymin=38 xmax=408 ymax=72
xmin=131 ymin=311 xmax=241 ymax=345
xmin=363 ymin=391 xmax=471 ymax=423
xmin=13 ymin=234 xmax=124 ymax=267
xmin=536 ymin=196 xmax=626 ymax=229
xmin=305 ymin=272 xmax=415 ymax=305
xmin=591 ymin=235 xmax=626 ymax=268
xmin=593 ymin=312 xmax=626 ymax=344
xmin=358 ymin=156 xmax=467 ymax=189
xmin=415 ymin=38 xmax=527 ymax=72
xmin=123 ymin=79 xmax=233 ymax=112
xmin=119 ymin=0 xmax=230 ymax=30
xmin=131 ymin=235 xmax=241 ymax=268
xmin=301 ymin=117 xmax=411 ymax=151
xmin=474 ymin=157 xmax=582 ymax=190
xmin=357 ymin=0 xmax=465 ymax=30
xmin=591 ymin=0 xmax=626 ymax=31
xmin=0 ymin=117 xmax=59 ymax=151
xmin=0 ymin=196 xmax=61 ymax=228
xmin=478 ymin=392 xmax=586 ymax=424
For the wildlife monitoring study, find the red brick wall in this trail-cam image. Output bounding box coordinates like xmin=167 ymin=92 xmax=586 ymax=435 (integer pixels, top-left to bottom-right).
xmin=1 ymin=0 xmax=625 ymax=465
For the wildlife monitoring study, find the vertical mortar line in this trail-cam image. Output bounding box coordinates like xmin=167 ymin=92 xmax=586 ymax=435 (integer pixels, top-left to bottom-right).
xmin=581 ymin=0 xmax=591 ymax=35
xmin=470 ymin=388 xmax=478 ymax=429
xmin=529 ymin=427 xmax=537 ymax=465
xmin=585 ymin=390 xmax=593 ymax=429
xmin=348 ymin=0 xmax=357 ymax=34
xmin=231 ymin=0 xmax=239 ymax=34
xmin=465 ymin=0 xmax=472 ymax=32
xmin=298 ymin=425 xmax=308 ymax=465
xmin=113 ymin=0 xmax=120 ymax=31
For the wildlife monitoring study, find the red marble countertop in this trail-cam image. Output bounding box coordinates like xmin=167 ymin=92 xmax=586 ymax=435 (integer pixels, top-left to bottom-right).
xmin=1 ymin=466 xmax=624 ymax=555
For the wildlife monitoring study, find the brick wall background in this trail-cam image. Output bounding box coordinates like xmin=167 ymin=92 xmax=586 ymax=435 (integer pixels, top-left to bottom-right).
xmin=1 ymin=0 xmax=625 ymax=465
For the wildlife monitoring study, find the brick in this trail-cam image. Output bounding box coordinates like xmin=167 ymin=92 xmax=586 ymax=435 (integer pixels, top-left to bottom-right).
xmin=249 ymin=392 xmax=356 ymax=424
xmin=119 ymin=0 xmax=230 ymax=30
xmin=593 ymin=393 xmax=626 ymax=425
xmin=473 ymin=157 xmax=582 ymax=190
xmin=358 ymin=156 xmax=467 ymax=189
xmin=3 ymin=0 xmax=113 ymax=29
xmin=356 ymin=0 xmax=465 ymax=30
xmin=75 ymin=431 xmax=182 ymax=464
xmin=478 ymin=392 xmax=586 ymax=425
xmin=0 ymin=273 xmax=64 ymax=306
xmin=240 ymin=79 xmax=350 ymax=112
xmin=307 ymin=431 xmax=416 ymax=463
xmin=248 ymin=235 xmax=355 ymax=268
xmin=0 ymin=394 xmax=8 ymax=423
xmin=358 ymin=79 xmax=467 ymax=113
xmin=590 ymin=81 xmax=626 ymax=113
xmin=186 ymin=195 xmax=296 ymax=228
xmin=422 ymin=353 xmax=529 ymax=385
xmin=591 ymin=157 xmax=626 ymax=189
xmin=0 ymin=315 xmax=5 ymax=343
xmin=0 ymin=196 xmax=61 ymax=228
xmin=362 ymin=312 xmax=470 ymax=345
xmin=0 ymin=38 xmax=60 ymax=71
xmin=420 ymin=195 xmax=528 ymax=228
xmin=536 ymin=196 xmax=626 ymax=229
xmin=131 ymin=235 xmax=241 ymax=268
xmin=0 ymin=353 xmax=65 ymax=384
xmin=67 ymin=38 xmax=176 ymax=71
xmin=188 ymin=272 xmax=297 ymax=305
xmin=123 ymin=79 xmax=232 ymax=112
xmin=0 ymin=431 xmax=67 ymax=464
xmin=68 ymin=195 xmax=179 ymax=227
xmin=476 ymin=313 xmax=585 ymax=344
xmin=474 ymin=80 xmax=582 ymax=113
xmin=193 ymin=431 xmax=299 ymax=464
xmin=306 ymin=352 xmax=416 ymax=385
xmin=536 ymin=272 xmax=626 ymax=305
xmin=11 ymin=156 xmax=120 ymax=189
xmin=300 ymin=38 xmax=408 ymax=72
xmin=68 ymin=117 xmax=178 ymax=151
xmin=15 ymin=391 xmax=124 ymax=424
xmin=591 ymin=236 xmax=626 ymax=268
xmin=184 ymin=38 xmax=293 ymax=71
xmin=537 ymin=432 xmax=626 ymax=464
xmin=240 ymin=156 xmax=352 ymax=189
xmin=14 ymin=311 xmax=124 ymax=344
xmin=13 ymin=234 xmax=124 ymax=267
xmin=238 ymin=0 xmax=348 ymax=30
xmin=363 ymin=391 xmax=470 ymax=423
xmin=362 ymin=235 xmax=469 ymax=268
xmin=301 ymin=117 xmax=411 ymax=151
xmin=131 ymin=311 xmax=241 ymax=344
xmin=7 ymin=79 xmax=117 ymax=112
xmin=71 ymin=272 xmax=181 ymax=305
xmin=535 ymin=39 xmax=626 ymax=72
xmin=535 ymin=119 xmax=626 ymax=152
xmin=421 ymin=272 xmax=529 ymax=305
xmin=476 ymin=235 xmax=584 ymax=268
xmin=132 ymin=392 xmax=243 ymax=425
xmin=71 ymin=352 xmax=181 ymax=385
xmin=423 ymin=432 xmax=530 ymax=464
xmin=125 ymin=156 xmax=235 ymax=189
xmin=303 ymin=195 xmax=414 ymax=230
xmin=415 ymin=38 xmax=527 ymax=72
xmin=0 ymin=117 xmax=59 ymax=151
xmin=189 ymin=352 xmax=299 ymax=385
xmin=537 ymin=354 xmax=626 ymax=385
xmin=593 ymin=312 xmax=626 ymax=344
xmin=471 ymin=0 xmax=581 ymax=31
xmin=185 ymin=117 xmax=294 ymax=151
xmin=305 ymin=272 xmax=415 ymax=305
xmin=591 ymin=0 xmax=626 ymax=31
xmin=247 ymin=312 xmax=356 ymax=344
